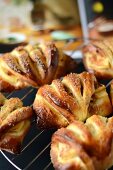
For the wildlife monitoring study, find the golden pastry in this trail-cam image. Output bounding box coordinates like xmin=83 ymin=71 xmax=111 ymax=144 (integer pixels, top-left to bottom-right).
xmin=0 ymin=42 xmax=76 ymax=92
xmin=83 ymin=38 xmax=113 ymax=79
xmin=33 ymin=72 xmax=112 ymax=129
xmin=0 ymin=93 xmax=33 ymax=154
xmin=50 ymin=115 xmax=113 ymax=170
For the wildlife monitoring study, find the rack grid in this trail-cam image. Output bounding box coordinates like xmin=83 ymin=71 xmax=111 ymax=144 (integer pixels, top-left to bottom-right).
xmin=0 ymin=39 xmax=113 ymax=170
xmin=1 ymin=86 xmax=55 ymax=170
xmin=0 ymin=39 xmax=78 ymax=170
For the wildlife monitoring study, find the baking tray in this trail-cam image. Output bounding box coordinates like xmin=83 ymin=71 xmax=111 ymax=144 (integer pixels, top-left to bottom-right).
xmin=0 ymin=41 xmax=113 ymax=170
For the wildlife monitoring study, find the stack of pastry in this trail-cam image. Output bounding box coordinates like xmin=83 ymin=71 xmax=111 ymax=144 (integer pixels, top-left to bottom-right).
xmin=0 ymin=41 xmax=76 ymax=155
xmin=33 ymin=71 xmax=113 ymax=170
xmin=0 ymin=42 xmax=76 ymax=92
xmin=1 ymin=39 xmax=113 ymax=170
xmin=0 ymin=93 xmax=33 ymax=154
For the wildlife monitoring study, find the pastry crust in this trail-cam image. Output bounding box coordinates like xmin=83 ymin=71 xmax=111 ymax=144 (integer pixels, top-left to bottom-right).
xmin=0 ymin=42 xmax=76 ymax=92
xmin=0 ymin=93 xmax=33 ymax=154
xmin=50 ymin=115 xmax=113 ymax=170
xmin=33 ymin=72 xmax=112 ymax=129
xmin=83 ymin=39 xmax=113 ymax=79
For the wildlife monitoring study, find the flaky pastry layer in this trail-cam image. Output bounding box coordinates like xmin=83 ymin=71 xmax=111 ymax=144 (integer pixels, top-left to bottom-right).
xmin=0 ymin=42 xmax=76 ymax=92
xmin=83 ymin=38 xmax=113 ymax=79
xmin=0 ymin=93 xmax=33 ymax=154
xmin=51 ymin=115 xmax=113 ymax=170
xmin=33 ymin=72 xmax=112 ymax=129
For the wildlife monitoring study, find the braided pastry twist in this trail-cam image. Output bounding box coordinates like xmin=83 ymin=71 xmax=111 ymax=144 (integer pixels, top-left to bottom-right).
xmin=0 ymin=42 xmax=76 ymax=92
xmin=50 ymin=115 xmax=113 ymax=170
xmin=82 ymin=38 xmax=113 ymax=79
xmin=0 ymin=93 xmax=33 ymax=154
xmin=33 ymin=72 xmax=112 ymax=129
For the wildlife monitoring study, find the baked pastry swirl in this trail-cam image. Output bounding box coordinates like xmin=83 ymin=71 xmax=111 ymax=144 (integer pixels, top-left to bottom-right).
xmin=0 ymin=42 xmax=76 ymax=92
xmin=82 ymin=38 xmax=113 ymax=79
xmin=0 ymin=93 xmax=33 ymax=154
xmin=33 ymin=72 xmax=112 ymax=129
xmin=50 ymin=115 xmax=113 ymax=170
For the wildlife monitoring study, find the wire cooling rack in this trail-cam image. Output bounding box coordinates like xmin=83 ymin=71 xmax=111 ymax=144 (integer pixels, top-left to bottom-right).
xmin=0 ymin=39 xmax=113 ymax=170
xmin=0 ymin=39 xmax=82 ymax=170
xmin=1 ymin=87 xmax=56 ymax=170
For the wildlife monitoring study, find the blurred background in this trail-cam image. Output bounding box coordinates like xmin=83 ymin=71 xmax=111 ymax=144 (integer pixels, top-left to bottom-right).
xmin=0 ymin=0 xmax=113 ymax=51
xmin=0 ymin=0 xmax=113 ymax=29
xmin=0 ymin=0 xmax=80 ymax=30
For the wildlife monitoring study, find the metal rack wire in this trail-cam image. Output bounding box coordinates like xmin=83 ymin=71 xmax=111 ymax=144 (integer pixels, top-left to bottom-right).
xmin=1 ymin=86 xmax=55 ymax=170
xmin=0 ymin=39 xmax=113 ymax=170
xmin=1 ymin=39 xmax=82 ymax=170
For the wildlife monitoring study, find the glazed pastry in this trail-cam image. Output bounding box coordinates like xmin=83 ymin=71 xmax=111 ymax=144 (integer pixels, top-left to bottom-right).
xmin=0 ymin=93 xmax=33 ymax=154
xmin=0 ymin=42 xmax=76 ymax=92
xmin=82 ymin=38 xmax=113 ymax=79
xmin=33 ymin=72 xmax=112 ymax=129
xmin=50 ymin=115 xmax=113 ymax=170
